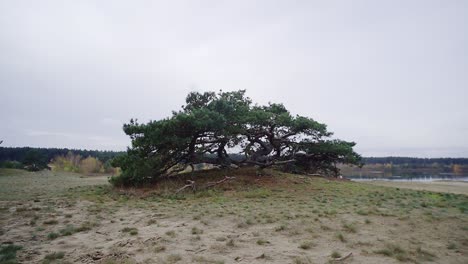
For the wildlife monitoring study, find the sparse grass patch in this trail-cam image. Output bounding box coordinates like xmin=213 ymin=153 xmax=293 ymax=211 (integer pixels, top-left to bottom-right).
xmin=356 ymin=209 xmax=369 ymax=215
xmin=274 ymin=224 xmax=287 ymax=232
xmin=331 ymin=250 xmax=341 ymax=259
xmin=154 ymin=245 xmax=166 ymax=253
xmin=447 ymin=242 xmax=457 ymax=250
xmin=243 ymin=188 xmax=271 ymax=199
xmin=256 ymin=239 xmax=270 ymax=245
xmin=29 ymin=219 xmax=37 ymax=226
xmin=226 ymin=239 xmax=235 ymax=247
xmin=59 ymin=225 xmax=76 ymax=236
xmin=192 ymin=214 xmax=201 ymax=220
xmin=292 ymin=256 xmax=313 ymax=264
xmin=298 ymin=241 xmax=315 ymax=250
xmin=43 ymin=219 xmax=58 ymax=225
xmin=288 ymin=228 xmax=301 ymax=236
xmin=75 ymin=221 xmax=96 ymax=232
xmin=191 ymin=235 xmax=201 ymax=241
xmin=336 ymin=232 xmax=346 ymax=242
xmin=374 ymin=243 xmax=410 ymax=262
xmin=15 ymin=207 xmax=28 ymax=213
xmin=42 ymin=251 xmax=65 ymax=264
xmin=416 ymin=247 xmax=436 ymax=262
xmin=47 ymin=232 xmax=60 ymax=240
xmin=121 ymin=227 xmax=138 ymax=235
xmin=165 ymin=230 xmax=176 ymax=237
xmin=192 ymin=256 xmax=224 ymax=264
xmin=0 ymin=244 xmax=22 ymax=264
xmin=237 ymin=219 xmax=253 ymax=228
xmin=166 ymin=254 xmax=182 ymax=263
xmin=191 ymin=227 xmax=203 ymax=235
xmin=342 ymin=222 xmax=357 ymax=233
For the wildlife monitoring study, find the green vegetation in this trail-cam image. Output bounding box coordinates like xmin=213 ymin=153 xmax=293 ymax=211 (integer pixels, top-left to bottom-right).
xmin=121 ymin=227 xmax=138 ymax=235
xmin=43 ymin=219 xmax=58 ymax=225
xmin=299 ymin=241 xmax=315 ymax=250
xmin=0 ymin=169 xmax=109 ymax=201
xmin=166 ymin=254 xmax=182 ymax=263
xmin=47 ymin=232 xmax=59 ymax=240
xmin=341 ymin=157 xmax=468 ymax=177
xmin=192 ymin=256 xmax=224 ymax=264
xmin=0 ymin=147 xmax=122 ymax=172
xmin=0 ymin=244 xmax=22 ymax=264
xmin=165 ymin=230 xmax=176 ymax=237
xmin=256 ymin=239 xmax=270 ymax=245
xmin=342 ymin=222 xmax=357 ymax=233
xmin=15 ymin=149 xmax=48 ymax=171
xmin=51 ymin=152 xmax=118 ymax=175
xmin=112 ymin=90 xmax=361 ymax=186
xmin=336 ymin=232 xmax=346 ymax=242
xmin=42 ymin=252 xmax=64 ymax=264
xmin=154 ymin=245 xmax=166 ymax=253
xmin=362 ymin=157 xmax=468 ymax=166
xmin=59 ymin=225 xmax=76 ymax=236
xmin=374 ymin=244 xmax=407 ymax=259
xmin=191 ymin=227 xmax=203 ymax=235
xmin=331 ymin=250 xmax=342 ymax=258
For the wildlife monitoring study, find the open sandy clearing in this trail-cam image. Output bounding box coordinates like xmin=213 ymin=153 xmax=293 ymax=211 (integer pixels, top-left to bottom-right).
xmin=1 ymin=169 xmax=467 ymax=264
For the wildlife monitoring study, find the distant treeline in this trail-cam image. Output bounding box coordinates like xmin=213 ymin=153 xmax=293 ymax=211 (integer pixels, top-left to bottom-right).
xmin=363 ymin=157 xmax=468 ymax=166
xmin=340 ymin=156 xmax=468 ymax=177
xmin=1 ymin=147 xmax=467 ymax=174
xmin=0 ymin=147 xmax=124 ymax=164
xmin=2 ymin=148 xmax=467 ymax=167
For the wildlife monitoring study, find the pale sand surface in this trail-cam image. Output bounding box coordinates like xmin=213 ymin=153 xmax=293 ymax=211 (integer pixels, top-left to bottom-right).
xmin=1 ymin=169 xmax=467 ymax=263
xmin=364 ymin=180 xmax=468 ymax=195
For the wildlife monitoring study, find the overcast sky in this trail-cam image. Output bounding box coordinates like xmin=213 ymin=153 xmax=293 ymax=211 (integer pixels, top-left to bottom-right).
xmin=1 ymin=0 xmax=467 ymax=157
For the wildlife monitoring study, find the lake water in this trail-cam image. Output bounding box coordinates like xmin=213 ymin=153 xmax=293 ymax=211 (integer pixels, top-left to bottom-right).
xmin=346 ymin=175 xmax=468 ymax=182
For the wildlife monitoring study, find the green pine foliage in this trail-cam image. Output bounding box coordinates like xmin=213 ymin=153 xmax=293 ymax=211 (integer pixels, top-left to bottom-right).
xmin=111 ymin=90 xmax=362 ymax=186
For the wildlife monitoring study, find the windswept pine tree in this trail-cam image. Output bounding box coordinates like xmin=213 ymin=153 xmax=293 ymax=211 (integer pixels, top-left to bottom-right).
xmin=112 ymin=90 xmax=362 ymax=186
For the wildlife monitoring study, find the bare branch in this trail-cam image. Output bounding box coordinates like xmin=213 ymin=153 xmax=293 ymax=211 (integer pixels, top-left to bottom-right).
xmin=202 ymin=176 xmax=236 ymax=189
xmin=175 ymin=176 xmax=235 ymax=194
xmin=176 ymin=180 xmax=196 ymax=193
xmin=332 ymin=252 xmax=352 ymax=262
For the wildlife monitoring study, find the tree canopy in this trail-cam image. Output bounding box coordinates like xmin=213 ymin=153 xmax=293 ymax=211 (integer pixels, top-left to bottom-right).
xmin=112 ymin=90 xmax=362 ymax=186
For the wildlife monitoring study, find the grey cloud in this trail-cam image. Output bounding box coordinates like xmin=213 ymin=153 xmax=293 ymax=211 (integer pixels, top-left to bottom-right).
xmin=1 ymin=0 xmax=467 ymax=157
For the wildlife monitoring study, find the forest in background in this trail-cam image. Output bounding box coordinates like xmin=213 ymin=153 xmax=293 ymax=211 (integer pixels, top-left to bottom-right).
xmin=0 ymin=147 xmax=123 ymax=163
xmin=340 ymin=157 xmax=468 ymax=177
xmin=1 ymin=147 xmax=468 ymax=177
xmin=363 ymin=157 xmax=468 ymax=165
xmin=0 ymin=147 xmax=123 ymax=173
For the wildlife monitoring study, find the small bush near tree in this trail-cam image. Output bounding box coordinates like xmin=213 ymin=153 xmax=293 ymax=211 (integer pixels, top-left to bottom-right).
xmin=51 ymin=152 xmax=117 ymax=175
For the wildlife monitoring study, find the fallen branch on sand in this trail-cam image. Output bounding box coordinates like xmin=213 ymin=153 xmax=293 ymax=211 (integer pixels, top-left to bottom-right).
xmin=202 ymin=176 xmax=236 ymax=189
xmin=332 ymin=252 xmax=352 ymax=262
xmin=176 ymin=180 xmax=196 ymax=194
xmin=175 ymin=176 xmax=235 ymax=194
